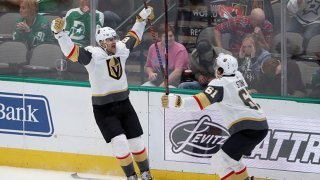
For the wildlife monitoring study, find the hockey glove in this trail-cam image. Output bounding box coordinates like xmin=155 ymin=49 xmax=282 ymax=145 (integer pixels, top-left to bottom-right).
xmin=51 ymin=17 xmax=65 ymax=34
xmin=137 ymin=6 xmax=154 ymax=22
xmin=161 ymin=94 xmax=182 ymax=108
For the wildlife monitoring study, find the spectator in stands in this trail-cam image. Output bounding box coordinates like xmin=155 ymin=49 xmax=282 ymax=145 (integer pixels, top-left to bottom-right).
xmin=213 ymin=8 xmax=273 ymax=55
xmin=174 ymin=0 xmax=274 ymax=53
xmin=287 ymin=0 xmax=320 ymax=54
xmin=13 ymin=0 xmax=54 ymax=47
xmin=65 ymin=0 xmax=104 ymax=46
xmin=250 ymin=58 xmax=307 ymax=97
xmin=238 ymin=34 xmax=271 ymax=87
xmin=178 ymin=40 xmax=231 ymax=90
xmin=225 ymin=0 xmax=274 ymax=24
xmin=143 ymin=24 xmax=189 ymax=87
xmin=0 ymin=0 xmax=72 ymax=14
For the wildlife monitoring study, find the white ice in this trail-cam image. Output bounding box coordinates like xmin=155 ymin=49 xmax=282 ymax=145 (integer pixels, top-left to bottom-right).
xmin=0 ymin=166 xmax=127 ymax=180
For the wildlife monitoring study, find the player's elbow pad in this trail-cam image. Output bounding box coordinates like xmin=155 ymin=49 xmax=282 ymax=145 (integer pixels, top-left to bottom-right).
xmin=131 ymin=20 xmax=146 ymax=41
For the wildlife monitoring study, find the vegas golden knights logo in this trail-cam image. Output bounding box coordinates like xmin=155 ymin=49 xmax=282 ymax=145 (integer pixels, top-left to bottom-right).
xmin=106 ymin=57 xmax=122 ymax=80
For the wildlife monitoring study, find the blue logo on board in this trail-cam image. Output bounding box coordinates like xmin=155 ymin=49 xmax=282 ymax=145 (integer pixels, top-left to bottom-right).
xmin=0 ymin=92 xmax=54 ymax=137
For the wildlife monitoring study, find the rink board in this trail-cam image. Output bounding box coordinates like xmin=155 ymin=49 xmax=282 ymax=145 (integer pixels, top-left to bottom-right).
xmin=0 ymin=79 xmax=320 ymax=180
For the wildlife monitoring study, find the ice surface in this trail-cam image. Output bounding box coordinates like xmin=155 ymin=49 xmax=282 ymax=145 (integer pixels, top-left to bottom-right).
xmin=0 ymin=166 xmax=127 ymax=180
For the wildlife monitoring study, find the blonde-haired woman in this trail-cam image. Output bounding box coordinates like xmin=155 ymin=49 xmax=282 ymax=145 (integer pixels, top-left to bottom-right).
xmin=13 ymin=0 xmax=53 ymax=46
xmin=238 ymin=34 xmax=271 ymax=87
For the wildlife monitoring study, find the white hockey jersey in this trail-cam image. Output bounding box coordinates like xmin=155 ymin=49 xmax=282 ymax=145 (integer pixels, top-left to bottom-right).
xmin=55 ymin=20 xmax=146 ymax=105
xmin=83 ymin=41 xmax=130 ymax=105
xmin=181 ymin=71 xmax=268 ymax=134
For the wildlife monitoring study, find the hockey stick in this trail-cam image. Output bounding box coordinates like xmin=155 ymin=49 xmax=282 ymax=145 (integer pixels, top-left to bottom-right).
xmin=164 ymin=0 xmax=169 ymax=95
xmin=144 ymin=3 xmax=176 ymax=32
xmin=143 ymin=0 xmax=166 ymax=81
xmin=71 ymin=173 xmax=111 ymax=180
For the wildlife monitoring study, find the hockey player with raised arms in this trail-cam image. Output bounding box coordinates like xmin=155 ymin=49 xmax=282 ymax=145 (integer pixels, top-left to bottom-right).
xmin=51 ymin=6 xmax=154 ymax=180
xmin=162 ymin=53 xmax=269 ymax=180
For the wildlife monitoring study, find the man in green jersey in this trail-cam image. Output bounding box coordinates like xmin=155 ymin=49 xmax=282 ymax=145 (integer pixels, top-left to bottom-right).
xmin=64 ymin=0 xmax=104 ymax=46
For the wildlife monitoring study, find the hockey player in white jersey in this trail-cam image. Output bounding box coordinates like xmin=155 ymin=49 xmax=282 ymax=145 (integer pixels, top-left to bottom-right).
xmin=162 ymin=53 xmax=268 ymax=180
xmin=51 ymin=7 xmax=154 ymax=180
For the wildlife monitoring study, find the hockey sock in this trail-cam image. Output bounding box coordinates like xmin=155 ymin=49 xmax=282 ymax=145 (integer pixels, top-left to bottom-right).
xmin=220 ymin=171 xmax=236 ymax=180
xmin=116 ymin=153 xmax=136 ymax=177
xmin=234 ymin=166 xmax=249 ymax=180
xmin=111 ymin=134 xmax=136 ymax=177
xmin=132 ymin=148 xmax=149 ymax=172
xmin=128 ymin=136 xmax=150 ymax=172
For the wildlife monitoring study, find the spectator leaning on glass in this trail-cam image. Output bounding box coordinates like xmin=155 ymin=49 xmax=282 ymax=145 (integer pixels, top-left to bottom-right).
xmin=143 ymin=24 xmax=189 ymax=87
xmin=287 ymin=0 xmax=320 ymax=53
xmin=51 ymin=5 xmax=154 ymax=180
xmin=251 ymin=58 xmax=307 ymax=97
xmin=214 ymin=8 xmax=273 ymax=55
xmin=64 ymin=0 xmax=104 ymax=46
xmin=13 ymin=0 xmax=53 ymax=47
xmin=178 ymin=40 xmax=231 ymax=90
xmin=238 ymin=34 xmax=271 ymax=88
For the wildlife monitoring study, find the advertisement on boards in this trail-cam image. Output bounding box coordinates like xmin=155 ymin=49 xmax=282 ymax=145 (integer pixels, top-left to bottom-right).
xmin=0 ymin=92 xmax=54 ymax=137
xmin=165 ymin=107 xmax=320 ymax=173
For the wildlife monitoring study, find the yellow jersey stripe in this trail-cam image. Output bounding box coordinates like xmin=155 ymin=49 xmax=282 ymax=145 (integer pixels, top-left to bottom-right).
xmin=194 ymin=93 xmax=211 ymax=109
xmin=92 ymin=88 xmax=128 ymax=97
xmin=68 ymin=44 xmax=79 ymax=62
xmin=126 ymin=31 xmax=140 ymax=48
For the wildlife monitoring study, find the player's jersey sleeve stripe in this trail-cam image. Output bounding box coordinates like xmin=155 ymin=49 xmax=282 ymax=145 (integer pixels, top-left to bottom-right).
xmin=67 ymin=44 xmax=79 ymax=62
xmin=194 ymin=93 xmax=211 ymax=109
xmin=193 ymin=95 xmax=204 ymax=110
xmin=128 ymin=30 xmax=140 ymax=44
xmin=122 ymin=30 xmax=140 ymax=50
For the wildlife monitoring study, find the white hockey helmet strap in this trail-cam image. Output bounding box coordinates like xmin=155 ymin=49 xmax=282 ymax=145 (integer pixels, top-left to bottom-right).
xmin=95 ymin=27 xmax=118 ymax=44
xmin=216 ymin=53 xmax=238 ymax=75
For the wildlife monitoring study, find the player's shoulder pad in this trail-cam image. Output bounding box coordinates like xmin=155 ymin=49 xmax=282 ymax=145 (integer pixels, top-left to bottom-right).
xmin=235 ymin=71 xmax=248 ymax=86
xmin=208 ymin=78 xmax=226 ymax=87
xmin=84 ymin=46 xmax=100 ymax=53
